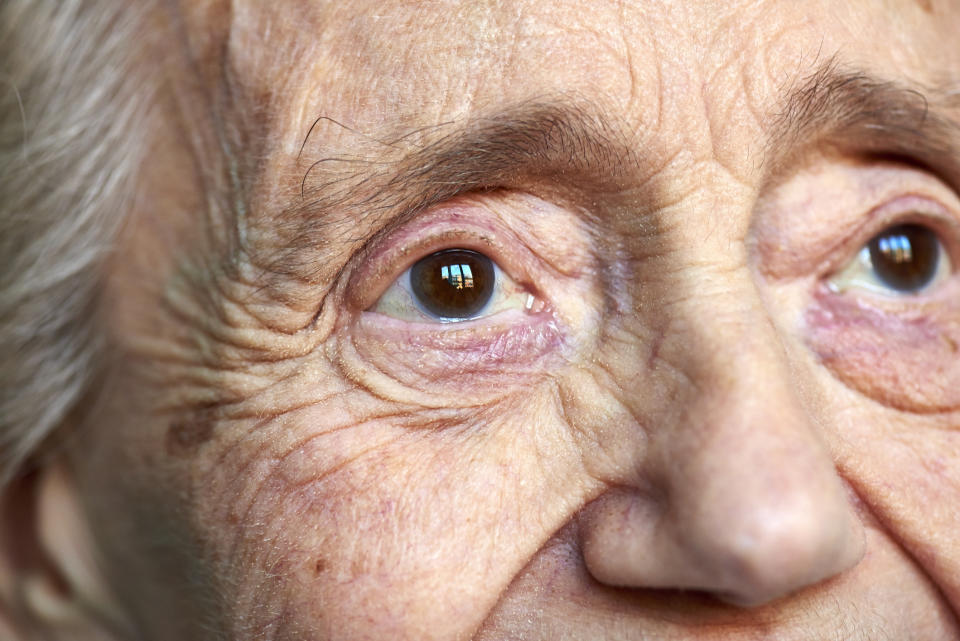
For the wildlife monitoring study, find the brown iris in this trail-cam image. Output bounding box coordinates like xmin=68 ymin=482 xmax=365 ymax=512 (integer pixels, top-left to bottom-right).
xmin=410 ymin=249 xmax=496 ymax=319
xmin=868 ymin=223 xmax=940 ymax=292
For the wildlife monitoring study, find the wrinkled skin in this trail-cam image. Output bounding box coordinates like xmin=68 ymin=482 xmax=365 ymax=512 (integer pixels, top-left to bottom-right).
xmin=60 ymin=0 xmax=960 ymax=639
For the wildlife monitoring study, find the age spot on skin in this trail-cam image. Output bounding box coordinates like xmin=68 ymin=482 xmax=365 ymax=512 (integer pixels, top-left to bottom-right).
xmin=165 ymin=402 xmax=220 ymax=456
xmin=313 ymin=558 xmax=328 ymax=576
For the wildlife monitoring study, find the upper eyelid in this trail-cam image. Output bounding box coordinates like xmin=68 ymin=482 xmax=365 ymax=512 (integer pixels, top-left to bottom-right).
xmin=344 ymin=209 xmax=540 ymax=312
xmin=819 ymin=193 xmax=960 ymax=278
xmin=753 ymin=160 xmax=960 ymax=281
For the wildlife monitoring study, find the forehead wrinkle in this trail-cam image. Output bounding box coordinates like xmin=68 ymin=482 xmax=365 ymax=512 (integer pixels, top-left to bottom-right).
xmin=256 ymin=97 xmax=641 ymax=283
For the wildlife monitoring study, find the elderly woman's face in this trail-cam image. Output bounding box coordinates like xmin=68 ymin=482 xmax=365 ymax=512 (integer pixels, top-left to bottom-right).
xmin=69 ymin=0 xmax=960 ymax=639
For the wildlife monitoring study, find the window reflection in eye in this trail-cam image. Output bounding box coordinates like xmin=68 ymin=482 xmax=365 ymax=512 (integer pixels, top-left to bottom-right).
xmin=371 ymin=248 xmax=535 ymax=322
xmin=411 ymin=249 xmax=495 ymax=318
xmin=828 ymin=223 xmax=952 ymax=296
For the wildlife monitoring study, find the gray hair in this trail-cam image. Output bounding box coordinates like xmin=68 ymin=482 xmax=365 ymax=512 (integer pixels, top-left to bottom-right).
xmin=0 ymin=1 xmax=150 ymax=484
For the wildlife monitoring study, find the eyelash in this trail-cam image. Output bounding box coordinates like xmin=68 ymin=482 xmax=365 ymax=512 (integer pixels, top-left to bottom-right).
xmin=344 ymin=212 xmax=545 ymax=324
xmin=821 ymin=197 xmax=960 ymax=295
xmin=827 ymin=223 xmax=953 ymax=296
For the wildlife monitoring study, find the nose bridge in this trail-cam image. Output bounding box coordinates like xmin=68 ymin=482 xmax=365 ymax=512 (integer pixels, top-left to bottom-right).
xmin=672 ymin=266 xmax=862 ymax=588
xmin=579 ymin=261 xmax=865 ymax=606
xmin=648 ymin=262 xmax=800 ymax=442
xmin=663 ymin=271 xmax=782 ymax=392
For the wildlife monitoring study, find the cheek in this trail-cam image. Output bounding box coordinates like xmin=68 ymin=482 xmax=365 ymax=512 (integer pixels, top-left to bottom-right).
xmin=833 ymin=414 xmax=960 ymax=616
xmin=193 ymin=387 xmax=590 ymax=641
xmin=804 ymin=287 xmax=960 ymax=412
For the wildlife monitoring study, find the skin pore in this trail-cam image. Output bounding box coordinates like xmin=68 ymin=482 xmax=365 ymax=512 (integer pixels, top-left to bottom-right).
xmin=43 ymin=0 xmax=960 ymax=639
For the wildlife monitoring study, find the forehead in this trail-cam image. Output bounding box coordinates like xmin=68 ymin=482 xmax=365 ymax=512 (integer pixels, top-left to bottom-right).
xmin=195 ymin=1 xmax=956 ymax=118
xmin=149 ymin=0 xmax=960 ymax=313
xmin=172 ymin=0 xmax=960 ymax=205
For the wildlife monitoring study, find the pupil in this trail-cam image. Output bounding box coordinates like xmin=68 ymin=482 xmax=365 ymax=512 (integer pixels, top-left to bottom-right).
xmin=410 ymin=249 xmax=495 ymax=319
xmin=868 ymin=223 xmax=940 ymax=292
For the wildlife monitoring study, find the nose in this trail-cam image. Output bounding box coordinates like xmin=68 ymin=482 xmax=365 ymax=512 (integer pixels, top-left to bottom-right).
xmin=578 ymin=290 xmax=865 ymax=607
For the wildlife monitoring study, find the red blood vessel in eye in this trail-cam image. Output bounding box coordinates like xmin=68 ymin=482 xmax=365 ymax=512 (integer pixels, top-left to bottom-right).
xmin=410 ymin=249 xmax=496 ymax=319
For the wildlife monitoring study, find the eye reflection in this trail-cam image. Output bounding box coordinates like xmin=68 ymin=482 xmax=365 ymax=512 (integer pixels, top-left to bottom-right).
xmin=828 ymin=222 xmax=950 ymax=296
xmin=868 ymin=224 xmax=940 ymax=292
xmin=410 ymin=249 xmax=495 ymax=319
xmin=370 ymin=247 xmax=535 ymax=323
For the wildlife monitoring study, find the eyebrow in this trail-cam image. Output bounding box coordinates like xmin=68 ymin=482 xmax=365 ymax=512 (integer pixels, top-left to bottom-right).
xmin=266 ymin=100 xmax=638 ymax=278
xmin=768 ymin=58 xmax=960 ymax=182
xmin=269 ymin=61 xmax=960 ymax=281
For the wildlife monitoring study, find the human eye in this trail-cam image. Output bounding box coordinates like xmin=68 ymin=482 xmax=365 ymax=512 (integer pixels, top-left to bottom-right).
xmin=370 ymin=248 xmax=536 ymax=323
xmin=334 ymin=194 xmax=596 ymax=402
xmin=827 ymin=222 xmax=952 ymax=296
xmin=755 ymin=162 xmax=960 ymax=413
xmin=803 ymin=191 xmax=960 ymax=413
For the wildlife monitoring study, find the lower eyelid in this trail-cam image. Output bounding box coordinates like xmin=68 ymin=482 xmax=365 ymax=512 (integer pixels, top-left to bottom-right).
xmin=356 ymin=309 xmax=564 ymax=365
xmin=805 ymin=285 xmax=960 ymax=413
xmin=335 ymin=308 xmax=566 ymax=407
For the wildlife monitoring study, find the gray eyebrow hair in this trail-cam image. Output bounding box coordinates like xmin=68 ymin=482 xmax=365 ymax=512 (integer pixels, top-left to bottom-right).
xmin=268 ymin=62 xmax=960 ymax=281
xmin=768 ymin=59 xmax=960 ymax=182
